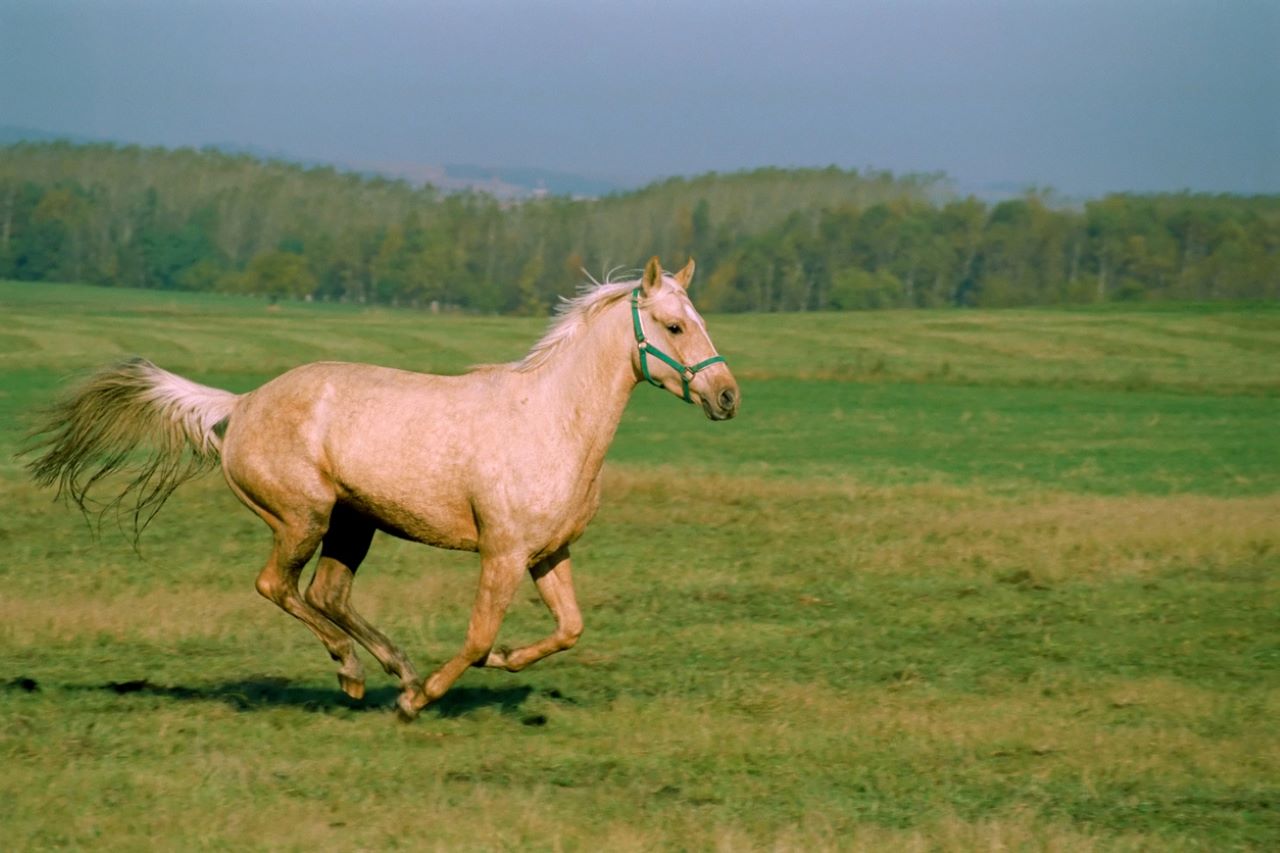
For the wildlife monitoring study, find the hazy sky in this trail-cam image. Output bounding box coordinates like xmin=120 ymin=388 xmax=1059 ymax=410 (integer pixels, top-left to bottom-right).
xmin=2 ymin=0 xmax=1277 ymax=195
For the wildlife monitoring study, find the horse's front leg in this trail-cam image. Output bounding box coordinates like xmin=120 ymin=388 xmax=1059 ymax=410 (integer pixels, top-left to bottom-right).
xmin=397 ymin=549 xmax=525 ymax=721
xmin=483 ymin=547 xmax=582 ymax=672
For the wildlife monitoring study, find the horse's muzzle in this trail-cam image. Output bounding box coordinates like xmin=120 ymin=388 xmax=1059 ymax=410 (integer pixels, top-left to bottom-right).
xmin=703 ymin=384 xmax=739 ymax=421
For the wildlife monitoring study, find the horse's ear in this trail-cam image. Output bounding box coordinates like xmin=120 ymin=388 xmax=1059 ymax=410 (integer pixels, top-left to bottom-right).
xmin=674 ymin=258 xmax=695 ymax=290
xmin=642 ymin=256 xmax=663 ymax=296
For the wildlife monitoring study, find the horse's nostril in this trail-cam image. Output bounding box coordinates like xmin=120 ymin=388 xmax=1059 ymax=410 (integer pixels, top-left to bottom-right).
xmin=719 ymin=388 xmax=737 ymax=410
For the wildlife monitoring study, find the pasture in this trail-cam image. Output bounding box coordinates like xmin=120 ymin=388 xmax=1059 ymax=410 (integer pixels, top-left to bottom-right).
xmin=1 ymin=280 xmax=1277 ymax=850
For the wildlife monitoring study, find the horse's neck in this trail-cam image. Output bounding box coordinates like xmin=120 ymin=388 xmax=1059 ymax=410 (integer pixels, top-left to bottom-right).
xmin=524 ymin=300 xmax=636 ymax=475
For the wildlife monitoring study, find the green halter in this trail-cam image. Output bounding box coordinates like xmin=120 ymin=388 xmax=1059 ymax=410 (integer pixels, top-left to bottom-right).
xmin=630 ymin=287 xmax=727 ymax=404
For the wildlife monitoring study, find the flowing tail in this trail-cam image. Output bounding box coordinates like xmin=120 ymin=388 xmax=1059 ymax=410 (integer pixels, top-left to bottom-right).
xmin=24 ymin=357 xmax=240 ymax=536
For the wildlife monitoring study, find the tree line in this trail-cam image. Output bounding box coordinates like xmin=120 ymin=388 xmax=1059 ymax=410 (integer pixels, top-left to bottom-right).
xmin=2 ymin=142 xmax=1276 ymax=313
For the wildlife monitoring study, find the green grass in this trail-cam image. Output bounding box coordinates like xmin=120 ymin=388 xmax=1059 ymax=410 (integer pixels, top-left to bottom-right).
xmin=618 ymin=380 xmax=1279 ymax=494
xmin=1 ymin=280 xmax=1278 ymax=850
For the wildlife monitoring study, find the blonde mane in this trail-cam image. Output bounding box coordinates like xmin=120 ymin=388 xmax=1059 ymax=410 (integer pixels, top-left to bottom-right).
xmin=511 ymin=277 xmax=641 ymax=373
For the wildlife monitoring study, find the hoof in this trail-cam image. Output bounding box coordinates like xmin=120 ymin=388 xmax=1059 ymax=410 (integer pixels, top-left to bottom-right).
xmin=395 ymin=690 xmax=424 ymax=723
xmin=338 ymin=673 xmax=366 ymax=700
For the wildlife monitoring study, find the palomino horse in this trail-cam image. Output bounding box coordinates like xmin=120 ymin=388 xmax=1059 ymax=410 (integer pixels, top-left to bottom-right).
xmin=26 ymin=257 xmax=738 ymax=720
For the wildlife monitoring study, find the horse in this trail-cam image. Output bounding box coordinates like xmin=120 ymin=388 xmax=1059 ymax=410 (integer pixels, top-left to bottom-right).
xmin=25 ymin=257 xmax=739 ymax=720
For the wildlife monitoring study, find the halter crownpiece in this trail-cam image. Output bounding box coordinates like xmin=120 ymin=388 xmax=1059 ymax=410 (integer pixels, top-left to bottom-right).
xmin=630 ymin=288 xmax=727 ymax=404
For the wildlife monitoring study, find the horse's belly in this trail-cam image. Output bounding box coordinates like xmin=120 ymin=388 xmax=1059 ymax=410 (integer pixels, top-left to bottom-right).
xmin=341 ymin=487 xmax=479 ymax=551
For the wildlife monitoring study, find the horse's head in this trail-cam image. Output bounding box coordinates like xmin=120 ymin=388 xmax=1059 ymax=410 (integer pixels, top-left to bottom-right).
xmin=630 ymin=257 xmax=739 ymax=421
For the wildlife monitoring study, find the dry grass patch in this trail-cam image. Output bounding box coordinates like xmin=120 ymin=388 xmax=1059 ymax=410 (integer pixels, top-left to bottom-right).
xmin=601 ymin=466 xmax=1280 ymax=583
xmin=0 ymin=587 xmax=263 ymax=646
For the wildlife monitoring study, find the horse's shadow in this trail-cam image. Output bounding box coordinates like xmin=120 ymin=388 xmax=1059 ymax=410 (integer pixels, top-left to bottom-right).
xmin=73 ymin=677 xmax=536 ymax=719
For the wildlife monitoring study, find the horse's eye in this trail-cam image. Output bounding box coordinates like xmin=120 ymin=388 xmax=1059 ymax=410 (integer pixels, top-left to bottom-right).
xmin=666 ymin=323 xmax=683 ymax=335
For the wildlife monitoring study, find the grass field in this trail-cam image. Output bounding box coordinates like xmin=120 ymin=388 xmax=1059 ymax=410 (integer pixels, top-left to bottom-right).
xmin=1 ymin=280 xmax=1277 ymax=850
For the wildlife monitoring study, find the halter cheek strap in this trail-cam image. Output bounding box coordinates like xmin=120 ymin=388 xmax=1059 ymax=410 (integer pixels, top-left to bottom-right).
xmin=630 ymin=288 xmax=727 ymax=404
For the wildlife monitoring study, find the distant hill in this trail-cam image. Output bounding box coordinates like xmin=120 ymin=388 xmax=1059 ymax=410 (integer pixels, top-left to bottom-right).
xmin=2 ymin=125 xmax=630 ymax=199
xmin=445 ymin=164 xmax=629 ymax=199
xmin=0 ymin=125 xmax=100 ymax=146
xmin=341 ymin=162 xmax=631 ymax=199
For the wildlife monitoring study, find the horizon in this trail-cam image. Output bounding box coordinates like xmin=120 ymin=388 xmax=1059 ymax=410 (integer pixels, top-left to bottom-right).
xmin=2 ymin=1 xmax=1277 ymax=197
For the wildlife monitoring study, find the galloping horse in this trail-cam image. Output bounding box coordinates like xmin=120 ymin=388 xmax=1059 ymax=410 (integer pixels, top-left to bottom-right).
xmin=26 ymin=257 xmax=738 ymax=720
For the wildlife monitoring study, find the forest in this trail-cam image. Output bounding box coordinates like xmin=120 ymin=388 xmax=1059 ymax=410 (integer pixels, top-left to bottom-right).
xmin=2 ymin=142 xmax=1276 ymax=313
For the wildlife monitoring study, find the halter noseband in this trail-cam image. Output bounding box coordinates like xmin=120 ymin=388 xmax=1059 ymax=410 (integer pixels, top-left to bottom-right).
xmin=630 ymin=287 xmax=727 ymax=404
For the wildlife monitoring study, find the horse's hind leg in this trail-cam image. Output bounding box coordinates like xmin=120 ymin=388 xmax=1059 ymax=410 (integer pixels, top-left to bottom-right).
xmin=484 ymin=547 xmax=583 ymax=672
xmin=225 ymin=468 xmax=364 ymax=696
xmin=305 ymin=504 xmax=421 ymax=700
xmin=252 ymin=514 xmax=366 ymax=696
